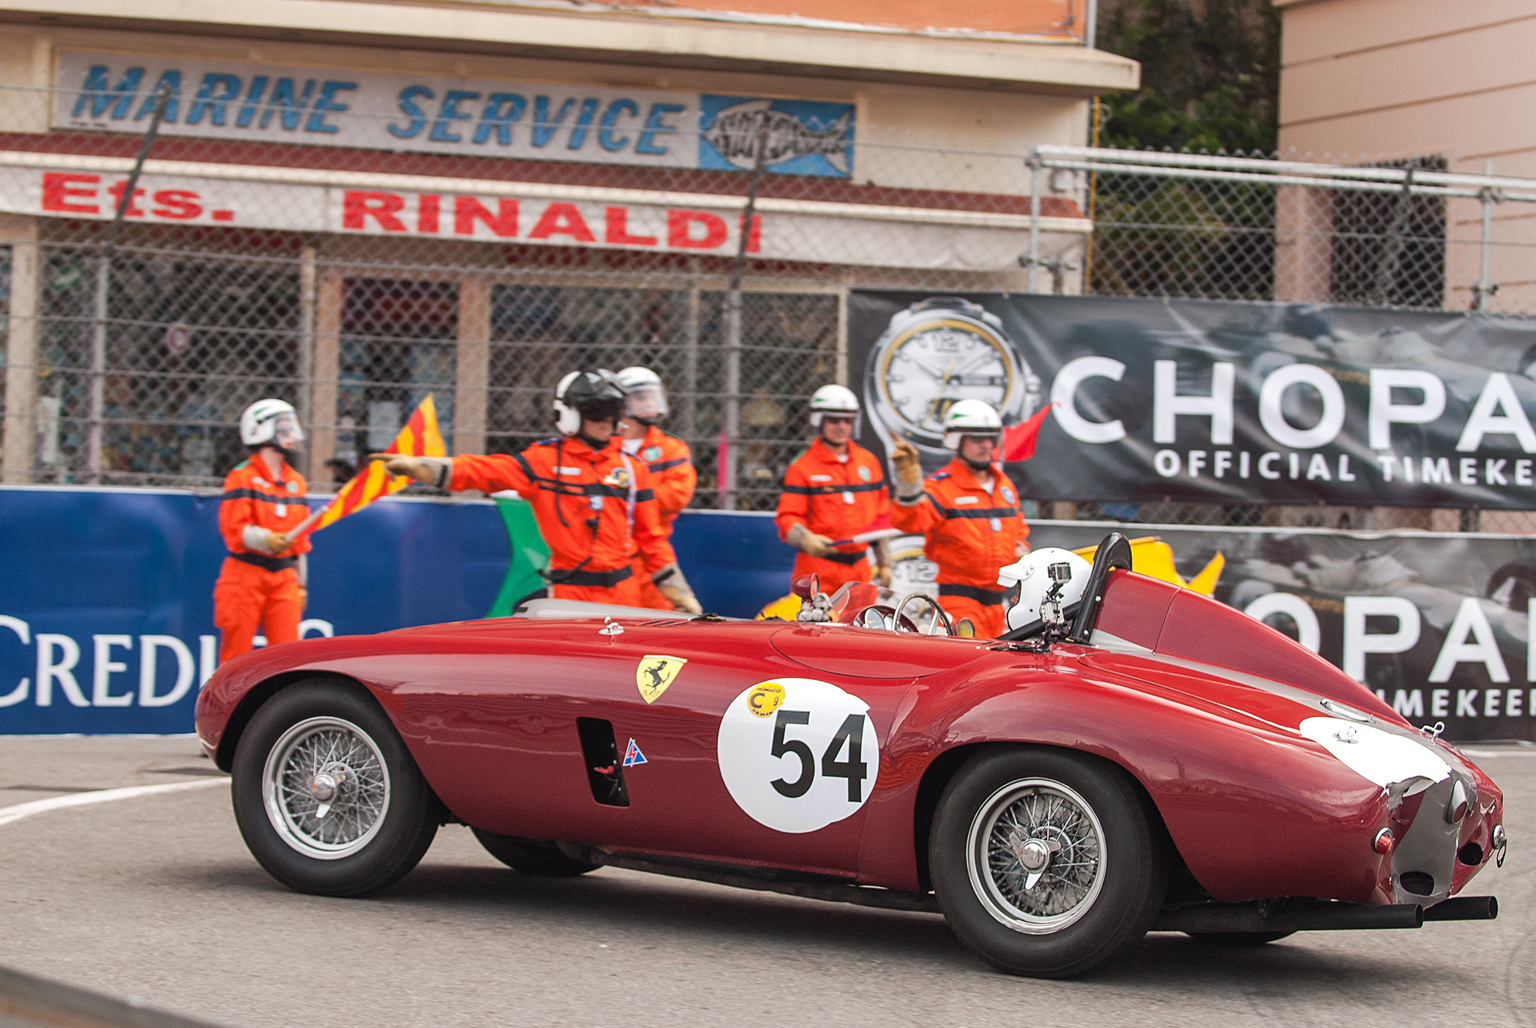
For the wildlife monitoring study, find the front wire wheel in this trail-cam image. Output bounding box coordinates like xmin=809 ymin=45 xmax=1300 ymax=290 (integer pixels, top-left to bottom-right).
xmin=930 ymin=748 xmax=1168 ymax=978
xmin=232 ymin=681 xmax=439 ymax=896
xmin=262 ymin=716 xmax=391 ymax=860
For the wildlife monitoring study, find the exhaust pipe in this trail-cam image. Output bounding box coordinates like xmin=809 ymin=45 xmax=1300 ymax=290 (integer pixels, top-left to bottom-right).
xmin=1423 ymin=895 xmax=1498 ymax=921
xmin=1155 ymin=899 xmax=1424 ymax=934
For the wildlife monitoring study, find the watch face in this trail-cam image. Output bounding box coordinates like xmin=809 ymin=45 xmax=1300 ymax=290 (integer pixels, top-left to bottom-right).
xmin=876 ymin=317 xmax=1015 ymax=441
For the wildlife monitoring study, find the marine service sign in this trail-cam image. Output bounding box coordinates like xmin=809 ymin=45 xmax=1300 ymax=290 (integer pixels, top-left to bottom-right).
xmin=53 ymin=52 xmax=856 ymax=179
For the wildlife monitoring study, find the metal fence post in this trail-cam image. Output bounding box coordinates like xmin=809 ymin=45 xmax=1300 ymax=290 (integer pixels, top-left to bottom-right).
xmin=718 ymin=117 xmax=771 ymax=510
xmin=1 ymin=215 xmax=40 ymax=484
xmin=85 ymin=83 xmax=170 ymax=483
xmin=682 ymin=270 xmax=699 ymax=445
xmin=296 ymin=245 xmax=317 ymax=473
xmin=1026 ymin=152 xmax=1043 ymax=294
xmin=1473 ymin=159 xmax=1499 ymax=312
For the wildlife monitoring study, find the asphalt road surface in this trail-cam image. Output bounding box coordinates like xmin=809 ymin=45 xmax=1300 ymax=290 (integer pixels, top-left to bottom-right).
xmin=1 ymin=736 xmax=1531 ymax=1028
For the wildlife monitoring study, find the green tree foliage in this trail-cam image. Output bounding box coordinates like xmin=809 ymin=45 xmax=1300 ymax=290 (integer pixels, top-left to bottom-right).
xmin=1096 ymin=0 xmax=1280 ymax=155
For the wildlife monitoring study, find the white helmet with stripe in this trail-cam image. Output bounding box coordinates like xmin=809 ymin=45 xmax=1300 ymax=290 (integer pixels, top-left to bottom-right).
xmin=940 ymin=399 xmax=1003 ymax=451
xmin=240 ymin=398 xmax=303 ymax=449
xmin=809 ymin=383 xmax=860 ymax=429
xmin=616 ymin=365 xmax=669 ymax=422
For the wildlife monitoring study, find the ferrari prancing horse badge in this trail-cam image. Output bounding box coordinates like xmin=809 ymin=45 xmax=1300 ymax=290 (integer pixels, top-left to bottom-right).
xmin=636 ymin=654 xmax=687 ymax=703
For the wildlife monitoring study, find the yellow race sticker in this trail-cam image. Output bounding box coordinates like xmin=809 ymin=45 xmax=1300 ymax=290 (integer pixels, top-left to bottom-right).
xmin=747 ymin=681 xmax=786 ymax=718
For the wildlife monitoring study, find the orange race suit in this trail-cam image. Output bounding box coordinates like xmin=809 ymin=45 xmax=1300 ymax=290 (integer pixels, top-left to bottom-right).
xmin=214 ymin=457 xmax=313 ymax=663
xmin=624 ymin=425 xmax=697 ymax=610
xmin=890 ymin=457 xmax=1028 ymax=638
xmin=774 ymin=437 xmax=890 ymax=594
xmin=450 ymin=435 xmax=676 ymax=605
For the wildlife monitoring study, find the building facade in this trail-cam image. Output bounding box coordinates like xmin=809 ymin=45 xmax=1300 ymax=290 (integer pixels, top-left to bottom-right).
xmin=1276 ymin=0 xmax=1536 ymax=314
xmin=0 ymin=0 xmax=1134 ymax=505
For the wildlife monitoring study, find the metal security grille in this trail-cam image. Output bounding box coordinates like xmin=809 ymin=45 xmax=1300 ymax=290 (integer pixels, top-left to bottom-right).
xmin=7 ymin=82 xmax=1536 ymax=529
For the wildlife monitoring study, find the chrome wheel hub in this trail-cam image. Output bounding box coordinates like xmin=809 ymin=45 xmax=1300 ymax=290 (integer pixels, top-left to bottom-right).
xmin=262 ymin=716 xmax=391 ymax=860
xmin=966 ymin=778 xmax=1108 ymax=934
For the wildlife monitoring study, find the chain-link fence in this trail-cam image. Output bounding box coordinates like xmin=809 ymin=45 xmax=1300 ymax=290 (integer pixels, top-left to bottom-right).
xmin=6 ymin=80 xmax=1536 ymax=528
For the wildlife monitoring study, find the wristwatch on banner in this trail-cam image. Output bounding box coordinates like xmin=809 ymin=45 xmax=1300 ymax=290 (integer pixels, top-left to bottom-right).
xmin=862 ymin=297 xmax=1040 ymax=465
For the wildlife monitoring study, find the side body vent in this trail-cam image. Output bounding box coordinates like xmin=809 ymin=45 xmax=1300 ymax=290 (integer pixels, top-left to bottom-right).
xmin=576 ymin=717 xmax=630 ymax=807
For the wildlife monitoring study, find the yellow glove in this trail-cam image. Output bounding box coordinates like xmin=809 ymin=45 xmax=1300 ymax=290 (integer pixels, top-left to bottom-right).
xmin=891 ymin=439 xmax=922 ymax=487
xmin=368 ymin=453 xmax=453 ymax=488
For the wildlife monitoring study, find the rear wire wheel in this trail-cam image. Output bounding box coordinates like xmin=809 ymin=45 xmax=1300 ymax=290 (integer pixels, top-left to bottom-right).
xmin=231 ymin=680 xmax=439 ymax=896
xmin=929 ymin=748 xmax=1168 ymax=978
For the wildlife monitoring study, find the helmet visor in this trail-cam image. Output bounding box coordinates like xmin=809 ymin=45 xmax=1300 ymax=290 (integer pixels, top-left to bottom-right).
xmin=625 ymin=384 xmax=668 ymax=420
xmin=576 ymin=397 xmax=625 ymax=424
xmin=271 ymin=412 xmax=304 ymax=450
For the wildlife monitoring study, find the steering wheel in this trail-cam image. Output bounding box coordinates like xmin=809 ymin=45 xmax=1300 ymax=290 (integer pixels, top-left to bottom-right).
xmin=893 ymin=592 xmax=955 ymax=635
xmin=851 ymin=593 xmax=955 ymax=635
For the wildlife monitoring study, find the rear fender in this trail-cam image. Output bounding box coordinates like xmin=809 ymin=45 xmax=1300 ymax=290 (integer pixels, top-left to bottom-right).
xmin=858 ymin=662 xmax=1390 ymax=903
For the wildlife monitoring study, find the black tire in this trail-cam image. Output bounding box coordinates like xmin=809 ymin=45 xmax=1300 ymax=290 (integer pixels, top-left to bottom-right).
xmin=1184 ymin=931 xmax=1295 ymax=946
xmin=231 ymin=680 xmax=439 ymax=897
xmin=929 ymin=748 xmax=1168 ymax=979
xmin=472 ymin=829 xmax=599 ymax=877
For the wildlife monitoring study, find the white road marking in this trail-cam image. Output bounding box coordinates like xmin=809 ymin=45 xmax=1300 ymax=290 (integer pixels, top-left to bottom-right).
xmin=0 ymin=778 xmax=228 ymax=827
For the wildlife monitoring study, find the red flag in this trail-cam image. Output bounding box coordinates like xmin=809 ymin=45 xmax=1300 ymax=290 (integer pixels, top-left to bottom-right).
xmin=1001 ymin=403 xmax=1056 ymax=462
xmin=302 ymin=395 xmax=447 ymax=536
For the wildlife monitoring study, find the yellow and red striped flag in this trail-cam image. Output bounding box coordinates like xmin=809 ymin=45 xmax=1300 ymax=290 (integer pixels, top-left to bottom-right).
xmin=304 ymin=395 xmax=447 ymax=536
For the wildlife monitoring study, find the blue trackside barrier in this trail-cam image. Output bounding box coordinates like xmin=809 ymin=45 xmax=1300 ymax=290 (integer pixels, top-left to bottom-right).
xmin=0 ymin=486 xmax=796 ymax=734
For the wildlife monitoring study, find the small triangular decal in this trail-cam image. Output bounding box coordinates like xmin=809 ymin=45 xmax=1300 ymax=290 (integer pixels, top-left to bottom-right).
xmin=622 ymin=738 xmax=647 ymax=767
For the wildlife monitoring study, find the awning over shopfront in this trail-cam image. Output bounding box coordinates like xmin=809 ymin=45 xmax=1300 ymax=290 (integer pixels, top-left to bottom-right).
xmin=0 ymin=150 xmax=1089 ymax=272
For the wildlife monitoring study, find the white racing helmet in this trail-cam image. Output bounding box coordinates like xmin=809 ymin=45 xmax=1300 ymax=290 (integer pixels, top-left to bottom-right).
xmin=941 ymin=398 xmax=1003 ymax=451
xmin=996 ymin=547 xmax=1093 ymax=632
xmin=240 ymin=398 xmax=304 ymax=450
xmin=553 ymin=369 xmax=626 ymax=436
xmin=809 ymin=383 xmax=860 ymax=431
xmin=616 ymin=365 xmax=669 ymax=422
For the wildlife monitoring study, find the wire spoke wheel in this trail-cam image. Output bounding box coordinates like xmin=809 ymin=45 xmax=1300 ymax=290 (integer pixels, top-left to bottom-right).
xmin=967 ymin=778 xmax=1107 ymax=934
xmin=262 ymin=716 xmax=392 ymax=860
xmin=930 ymin=749 xmax=1166 ymax=977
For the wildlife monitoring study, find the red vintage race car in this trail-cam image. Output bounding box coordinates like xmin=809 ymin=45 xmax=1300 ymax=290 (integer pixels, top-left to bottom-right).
xmin=194 ymin=535 xmax=1507 ymax=978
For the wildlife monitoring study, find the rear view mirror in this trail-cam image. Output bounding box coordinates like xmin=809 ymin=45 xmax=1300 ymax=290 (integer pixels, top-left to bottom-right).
xmin=955 ymin=618 xmax=975 ymax=639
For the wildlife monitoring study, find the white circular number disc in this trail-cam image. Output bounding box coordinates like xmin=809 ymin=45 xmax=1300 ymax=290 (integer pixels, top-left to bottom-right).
xmin=717 ymin=677 xmax=880 ymax=834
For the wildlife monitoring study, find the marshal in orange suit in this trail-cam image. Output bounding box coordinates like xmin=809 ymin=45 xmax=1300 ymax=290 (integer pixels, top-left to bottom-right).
xmin=213 ymin=399 xmax=312 ymax=663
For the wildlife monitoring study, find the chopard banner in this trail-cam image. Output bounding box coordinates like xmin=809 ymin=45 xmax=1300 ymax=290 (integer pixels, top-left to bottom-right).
xmin=850 ymin=292 xmax=1536 ymax=508
xmin=53 ymin=52 xmax=855 ymax=178
xmin=1023 ymin=522 xmax=1536 ymax=744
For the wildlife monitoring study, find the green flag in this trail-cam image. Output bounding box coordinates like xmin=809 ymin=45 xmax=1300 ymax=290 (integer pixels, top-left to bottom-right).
xmin=486 ymin=495 xmax=551 ymax=617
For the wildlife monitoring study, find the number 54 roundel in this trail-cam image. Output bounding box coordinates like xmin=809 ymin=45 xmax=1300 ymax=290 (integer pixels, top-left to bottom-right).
xmin=717 ymin=678 xmax=879 ymax=834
